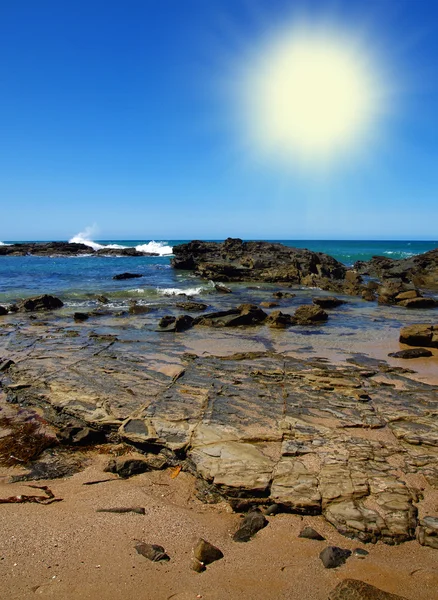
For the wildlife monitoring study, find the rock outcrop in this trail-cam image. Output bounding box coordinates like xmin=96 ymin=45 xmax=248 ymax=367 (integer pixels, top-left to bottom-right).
xmin=355 ymin=248 xmax=438 ymax=290
xmin=399 ymin=324 xmax=438 ymax=348
xmin=171 ymin=238 xmax=347 ymax=283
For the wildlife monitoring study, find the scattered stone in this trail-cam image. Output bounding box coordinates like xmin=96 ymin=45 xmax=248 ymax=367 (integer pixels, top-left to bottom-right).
xmin=104 ymin=457 xmax=151 ymax=478
xmin=388 ymin=348 xmax=433 ymax=359
xmin=298 ymin=526 xmax=325 ymax=541
xmin=134 ymin=542 xmax=170 ymax=562
xmin=112 ymin=273 xmax=143 ymax=280
xmin=395 ymin=290 xmax=420 ymax=301
xmin=233 ymin=509 xmax=268 ymax=542
xmin=16 ymin=294 xmax=64 ymax=312
xmin=96 ymin=295 xmax=109 ymax=303
xmin=74 ymin=312 xmax=89 ymax=322
xmin=312 ymin=297 xmax=345 ymax=308
xmin=196 ymin=305 xmax=267 ymax=328
xmin=193 ymin=538 xmax=224 ymax=565
xmin=294 ymin=305 xmax=328 ymax=325
xmin=260 ymin=301 xmax=279 ymax=308
xmin=353 ymin=548 xmax=369 ymax=559
xmin=319 ymin=546 xmax=352 ymax=568
xmin=416 ymin=516 xmax=438 ymax=549
xmin=328 ymin=579 xmax=408 ymax=600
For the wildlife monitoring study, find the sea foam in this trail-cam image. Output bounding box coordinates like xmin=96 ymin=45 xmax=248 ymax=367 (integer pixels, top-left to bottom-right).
xmin=68 ymin=231 xmax=173 ymax=255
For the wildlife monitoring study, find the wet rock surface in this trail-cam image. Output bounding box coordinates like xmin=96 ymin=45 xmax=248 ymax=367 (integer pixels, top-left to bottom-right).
xmin=1 ymin=312 xmax=438 ymax=547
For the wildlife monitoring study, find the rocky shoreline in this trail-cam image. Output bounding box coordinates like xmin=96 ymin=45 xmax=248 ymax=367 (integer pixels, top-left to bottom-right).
xmin=1 ymin=239 xmax=438 ymax=599
xmin=0 ymin=241 xmax=158 ymax=257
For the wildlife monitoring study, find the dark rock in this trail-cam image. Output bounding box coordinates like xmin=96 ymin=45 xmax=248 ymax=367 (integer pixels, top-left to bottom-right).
xmin=0 ymin=305 xmax=8 ymax=316
xmin=388 ymin=348 xmax=433 ymax=359
xmin=265 ymin=310 xmax=294 ymax=328
xmin=96 ymin=506 xmax=145 ymax=515
xmin=273 ymin=291 xmax=296 ymax=299
xmin=233 ymin=509 xmax=268 ymax=542
xmin=397 ymin=297 xmax=437 ymax=309
xmin=172 ymin=239 xmax=346 ymax=283
xmin=215 ymin=283 xmax=232 ymax=293
xmin=112 ymin=272 xmax=143 ymax=280
xmin=96 ymin=295 xmax=109 ymax=304
xmin=320 ymin=546 xmax=352 ymax=568
xmin=0 ymin=359 xmax=14 ymax=372
xmin=328 ymin=579 xmax=408 ymax=600
xmin=175 ymin=301 xmax=208 ymax=312
xmin=264 ymin=503 xmax=280 ymax=516
xmin=312 ymin=296 xmax=345 ymax=309
xmin=399 ymin=324 xmax=438 ymax=348
xmin=193 ymin=538 xmax=224 ymax=565
xmin=59 ymin=426 xmax=105 ymax=446
xmin=196 ymin=305 xmax=267 ymax=328
xmin=298 ymin=526 xmax=325 ymax=540
xmin=17 ymin=294 xmax=64 ymax=312
xmin=158 ymin=314 xmax=194 ymax=332
xmin=294 ymin=305 xmax=328 ymax=325
xmin=416 ymin=516 xmax=438 ymax=549
xmin=0 ymin=241 xmax=92 ymax=256
xmin=134 ymin=542 xmax=170 ymax=562
xmin=361 ymin=289 xmax=376 ymax=302
xmin=74 ymin=312 xmax=89 ymax=322
xmin=97 ymin=248 xmax=151 ymax=257
xmin=260 ymin=301 xmax=279 ymax=308
xmin=104 ymin=457 xmax=151 ymax=478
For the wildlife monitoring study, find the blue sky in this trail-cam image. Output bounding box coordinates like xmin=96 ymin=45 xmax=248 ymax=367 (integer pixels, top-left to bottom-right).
xmin=1 ymin=0 xmax=438 ymax=241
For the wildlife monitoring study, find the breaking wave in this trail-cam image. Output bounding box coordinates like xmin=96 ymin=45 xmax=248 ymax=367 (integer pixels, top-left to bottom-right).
xmin=383 ymin=251 xmax=415 ymax=259
xmin=68 ymin=229 xmax=173 ymax=255
xmin=0 ymin=241 xmax=11 ymax=246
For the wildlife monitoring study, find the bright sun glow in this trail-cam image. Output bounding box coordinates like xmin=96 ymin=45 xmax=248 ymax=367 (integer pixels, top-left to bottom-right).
xmin=238 ymin=23 xmax=386 ymax=168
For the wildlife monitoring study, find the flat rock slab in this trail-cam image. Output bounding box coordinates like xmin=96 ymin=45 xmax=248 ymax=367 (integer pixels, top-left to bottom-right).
xmin=2 ymin=323 xmax=438 ymax=545
xmin=329 ymin=579 xmax=408 ymax=600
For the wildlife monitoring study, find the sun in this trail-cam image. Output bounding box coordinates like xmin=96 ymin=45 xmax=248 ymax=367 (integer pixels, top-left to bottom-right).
xmin=237 ymin=24 xmax=386 ymax=168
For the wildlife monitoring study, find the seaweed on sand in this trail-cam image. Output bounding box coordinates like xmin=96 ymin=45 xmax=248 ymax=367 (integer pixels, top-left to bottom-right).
xmin=0 ymin=415 xmax=56 ymax=467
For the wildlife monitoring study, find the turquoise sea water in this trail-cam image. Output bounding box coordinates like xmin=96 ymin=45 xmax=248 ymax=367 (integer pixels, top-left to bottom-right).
xmin=0 ymin=238 xmax=437 ymax=305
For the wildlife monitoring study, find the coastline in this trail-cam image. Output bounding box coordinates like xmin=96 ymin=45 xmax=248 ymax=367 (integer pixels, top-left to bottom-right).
xmin=1 ymin=239 xmax=438 ymax=599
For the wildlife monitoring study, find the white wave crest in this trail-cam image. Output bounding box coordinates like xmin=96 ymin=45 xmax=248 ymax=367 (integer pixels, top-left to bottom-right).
xmin=157 ymin=286 xmax=205 ymax=296
xmin=383 ymin=251 xmax=415 ymax=258
xmin=135 ymin=241 xmax=173 ymax=256
xmin=0 ymin=241 xmax=11 ymax=246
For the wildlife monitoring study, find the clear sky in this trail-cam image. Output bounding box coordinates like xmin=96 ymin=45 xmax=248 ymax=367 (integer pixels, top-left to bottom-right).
xmin=1 ymin=0 xmax=438 ymax=241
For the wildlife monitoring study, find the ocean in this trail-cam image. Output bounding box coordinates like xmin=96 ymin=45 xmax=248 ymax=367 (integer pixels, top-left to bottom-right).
xmin=0 ymin=237 xmax=436 ymax=306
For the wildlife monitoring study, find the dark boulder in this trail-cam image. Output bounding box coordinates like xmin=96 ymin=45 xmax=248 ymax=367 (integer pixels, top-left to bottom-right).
xmin=193 ymin=538 xmax=224 ymax=565
xmin=157 ymin=314 xmax=194 ymax=332
xmin=312 ymin=296 xmax=345 ymax=308
xmin=397 ymin=297 xmax=437 ymax=309
xmin=17 ymin=294 xmax=64 ymax=312
xmin=265 ymin=310 xmax=294 ymax=328
xmin=195 ymin=305 xmax=267 ymax=328
xmin=104 ymin=457 xmax=151 ymax=478
xmin=294 ymin=305 xmax=328 ymax=325
xmin=112 ymin=272 xmax=143 ymax=280
xmin=233 ymin=508 xmax=268 ymax=542
xmin=59 ymin=426 xmax=105 ymax=445
xmin=399 ymin=324 xmax=438 ymax=348
xmin=0 ymin=305 xmax=8 ymax=316
xmin=128 ymin=301 xmax=151 ymax=314
xmin=73 ymin=312 xmax=89 ymax=322
xmin=319 ymin=546 xmax=351 ymax=568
